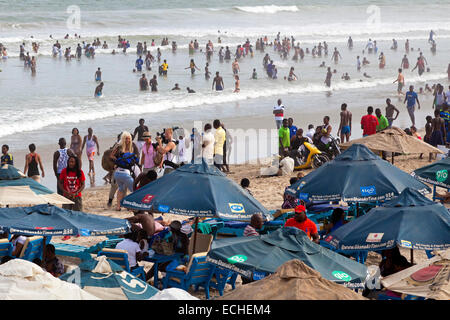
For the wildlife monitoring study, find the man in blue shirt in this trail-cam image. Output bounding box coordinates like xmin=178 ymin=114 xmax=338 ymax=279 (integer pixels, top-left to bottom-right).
xmin=288 ymin=118 xmax=297 ymax=140
xmin=404 ymin=85 xmax=421 ymax=126
xmin=135 ymin=56 xmax=144 ymax=72
xmin=1 ymin=145 xmax=13 ymax=165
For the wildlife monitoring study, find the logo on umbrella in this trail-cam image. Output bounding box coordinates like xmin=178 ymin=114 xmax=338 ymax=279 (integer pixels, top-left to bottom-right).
xmin=366 ymin=233 xmax=384 ymax=243
xmin=436 ymin=170 xmax=448 ymax=183
xmin=400 ymin=240 xmax=412 ymax=248
xmin=360 ymin=186 xmax=376 ymax=196
xmin=332 ymin=271 xmax=352 ymax=282
xmin=227 ymin=255 xmax=247 ymax=264
xmin=229 ymin=203 xmax=245 ymax=214
xmin=142 ymin=194 xmax=155 ymax=204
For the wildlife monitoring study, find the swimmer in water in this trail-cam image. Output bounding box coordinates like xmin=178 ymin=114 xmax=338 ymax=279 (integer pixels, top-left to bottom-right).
xmin=185 ymin=59 xmax=200 ymax=75
xmin=319 ymin=61 xmax=326 ymax=68
xmin=251 ymin=68 xmax=257 ymax=79
xmin=205 ymin=63 xmax=211 ymax=80
xmin=212 ymin=71 xmax=224 ymax=91
xmin=172 ymin=83 xmax=180 ymax=90
xmin=95 ymin=67 xmax=101 ymax=82
xmin=234 ymin=75 xmax=240 ymax=93
xmin=186 ymin=87 xmax=195 ymax=93
xmin=325 ymin=67 xmax=332 ymax=87
xmin=331 ymin=47 xmax=342 ymax=63
xmin=95 ymin=82 xmax=104 ymax=97
xmin=363 ymin=73 xmax=371 ymax=78
xmin=287 ymin=67 xmax=298 ymax=81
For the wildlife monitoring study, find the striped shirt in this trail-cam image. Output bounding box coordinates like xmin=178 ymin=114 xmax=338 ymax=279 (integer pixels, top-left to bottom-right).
xmin=243 ymin=225 xmax=259 ymax=237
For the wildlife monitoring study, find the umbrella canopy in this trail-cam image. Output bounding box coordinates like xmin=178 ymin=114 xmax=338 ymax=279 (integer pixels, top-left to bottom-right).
xmin=0 ymin=164 xmax=73 ymax=206
xmin=411 ymin=157 xmax=450 ymax=189
xmin=285 ymin=144 xmax=430 ymax=202
xmin=0 ymin=259 xmax=98 ymax=300
xmin=206 ymin=227 xmax=368 ymax=289
xmin=218 ymin=259 xmax=366 ymax=300
xmin=323 ymin=188 xmax=450 ymax=251
xmin=0 ymin=204 xmax=131 ymax=236
xmin=340 ymin=127 xmax=444 ymax=155
xmin=121 ymin=160 xmax=271 ymax=221
xmin=381 ymin=249 xmax=450 ymax=300
xmin=59 ymin=256 xmax=159 ymax=300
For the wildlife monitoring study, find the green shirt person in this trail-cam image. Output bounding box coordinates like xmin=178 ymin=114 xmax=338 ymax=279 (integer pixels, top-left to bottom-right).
xmin=375 ymin=108 xmax=389 ymax=132
xmin=279 ymin=119 xmax=291 ymax=149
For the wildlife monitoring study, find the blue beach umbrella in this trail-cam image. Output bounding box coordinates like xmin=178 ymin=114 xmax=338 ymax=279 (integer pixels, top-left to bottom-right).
xmin=59 ymin=256 xmax=159 ymax=300
xmin=285 ymin=144 xmax=430 ymax=202
xmin=0 ymin=204 xmax=131 ymax=237
xmin=411 ymin=157 xmax=450 ymax=188
xmin=0 ymin=164 xmax=73 ymax=205
xmin=206 ymin=227 xmax=368 ymax=289
xmin=121 ymin=160 xmax=272 ymax=221
xmin=323 ymin=188 xmax=450 ymax=253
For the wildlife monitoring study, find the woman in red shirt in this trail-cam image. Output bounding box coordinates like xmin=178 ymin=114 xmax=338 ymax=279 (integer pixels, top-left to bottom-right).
xmin=58 ymin=155 xmax=85 ymax=212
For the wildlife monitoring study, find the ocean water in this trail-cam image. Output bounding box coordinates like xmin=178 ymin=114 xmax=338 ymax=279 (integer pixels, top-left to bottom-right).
xmin=1 ymin=0 xmax=449 ymax=190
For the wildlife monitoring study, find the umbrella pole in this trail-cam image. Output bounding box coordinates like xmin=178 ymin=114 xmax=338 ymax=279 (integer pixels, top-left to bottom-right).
xmin=410 ymin=249 xmax=414 ymax=264
xmin=42 ymin=236 xmax=47 ymax=262
xmin=391 ymin=153 xmax=394 ymax=164
xmin=192 ymin=217 xmax=199 ymax=255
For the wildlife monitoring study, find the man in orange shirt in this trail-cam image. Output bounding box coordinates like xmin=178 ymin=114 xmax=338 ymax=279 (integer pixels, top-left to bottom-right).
xmin=284 ymin=205 xmax=320 ymax=243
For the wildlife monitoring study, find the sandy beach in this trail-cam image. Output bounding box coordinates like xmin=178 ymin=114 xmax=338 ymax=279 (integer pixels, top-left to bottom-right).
xmin=50 ymin=150 xmax=439 ymax=299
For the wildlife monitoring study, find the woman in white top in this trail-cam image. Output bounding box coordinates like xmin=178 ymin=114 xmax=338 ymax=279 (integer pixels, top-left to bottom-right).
xmin=81 ymin=128 xmax=100 ymax=176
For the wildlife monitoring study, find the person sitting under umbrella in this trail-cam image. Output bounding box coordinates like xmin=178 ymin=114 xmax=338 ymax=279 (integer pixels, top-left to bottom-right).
xmin=43 ymin=244 xmax=65 ymax=277
xmin=243 ymin=213 xmax=264 ymax=237
xmin=284 ymin=205 xmax=320 ymax=244
xmin=115 ymin=231 xmax=148 ymax=275
xmin=324 ymin=208 xmax=348 ymax=234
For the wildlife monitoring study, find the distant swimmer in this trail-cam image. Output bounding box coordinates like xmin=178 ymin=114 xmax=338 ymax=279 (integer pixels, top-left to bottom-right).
xmin=95 ymin=82 xmax=104 ymax=97
xmin=186 ymin=87 xmax=195 ymax=93
xmin=232 ymin=59 xmax=240 ymax=75
xmin=412 ymin=57 xmax=425 ymax=76
xmin=331 ymin=47 xmax=342 ymax=63
xmin=319 ymin=61 xmax=326 ymax=68
xmin=139 ymin=74 xmax=149 ymax=91
xmin=378 ymin=52 xmax=386 ymax=69
xmin=405 ymin=39 xmax=410 ymax=53
xmin=149 ymin=75 xmax=158 ymax=92
xmin=212 ymin=71 xmax=224 ymax=91
xmin=205 ymin=63 xmax=211 ymax=80
xmin=429 ymin=30 xmax=435 ymax=43
xmin=363 ymin=72 xmax=371 ymax=78
xmin=252 ymin=68 xmax=257 ymax=79
xmin=185 ymin=59 xmax=200 ymax=75
xmin=234 ymin=75 xmax=240 ymax=93
xmin=362 ymin=57 xmax=370 ymax=65
xmin=393 ymin=68 xmax=405 ymax=94
xmin=356 ymin=56 xmax=361 ymax=71
xmin=95 ymin=67 xmax=101 ymax=82
xmin=287 ymin=67 xmax=298 ymax=81
xmin=135 ymin=56 xmax=143 ymax=72
xmin=401 ymin=54 xmax=409 ymax=69
xmin=391 ymin=39 xmax=398 ymax=50
xmin=325 ymin=67 xmax=332 ymax=87
xmin=161 ymin=59 xmax=168 ymax=76
xmin=347 ymin=36 xmax=353 ymax=49
xmin=365 ymin=39 xmax=374 ymax=54
xmin=341 ymin=73 xmax=350 ymax=80
xmin=172 ymin=83 xmax=180 ymax=90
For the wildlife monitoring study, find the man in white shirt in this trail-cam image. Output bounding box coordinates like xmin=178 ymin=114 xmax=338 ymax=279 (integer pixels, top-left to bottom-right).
xmin=305 ymin=124 xmax=315 ymax=140
xmin=202 ymin=123 xmax=214 ymax=164
xmin=213 ymin=119 xmax=226 ymax=170
xmin=176 ymin=135 xmax=188 ymax=165
xmin=115 ymin=232 xmax=146 ymax=270
xmin=273 ymin=99 xmax=285 ymax=129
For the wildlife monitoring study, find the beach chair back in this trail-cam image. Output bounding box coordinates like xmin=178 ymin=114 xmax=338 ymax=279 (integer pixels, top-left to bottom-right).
xmin=188 ymin=233 xmax=213 ymax=256
xmin=98 ymin=248 xmax=130 ymax=271
xmin=185 ymin=252 xmax=213 ymax=284
xmin=19 ymin=236 xmax=44 ymax=261
xmin=0 ymin=239 xmax=13 ymax=258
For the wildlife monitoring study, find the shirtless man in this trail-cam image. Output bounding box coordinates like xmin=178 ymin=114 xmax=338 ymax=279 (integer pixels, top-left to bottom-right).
xmin=139 ymin=74 xmax=149 ymax=91
xmin=400 ymin=55 xmax=409 ymax=69
xmin=94 ymin=82 xmax=104 ymax=97
xmin=149 ymin=75 xmax=158 ymax=92
xmin=430 ymin=109 xmax=446 ymax=160
xmin=393 ymin=68 xmax=405 ymax=94
xmin=212 ymin=72 xmax=224 ymax=91
xmin=385 ymin=98 xmax=400 ymax=128
xmin=338 ymin=103 xmax=352 ymax=143
xmin=331 ymin=47 xmax=342 ymax=63
xmin=324 ymin=67 xmax=332 ymax=87
xmin=95 ymin=67 xmax=102 ymax=82
xmin=232 ymin=59 xmax=240 ymax=75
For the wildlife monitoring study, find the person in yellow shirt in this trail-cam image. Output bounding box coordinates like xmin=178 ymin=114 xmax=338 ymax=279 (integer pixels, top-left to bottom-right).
xmin=161 ymin=59 xmax=168 ymax=76
xmin=213 ymin=119 xmax=226 ymax=170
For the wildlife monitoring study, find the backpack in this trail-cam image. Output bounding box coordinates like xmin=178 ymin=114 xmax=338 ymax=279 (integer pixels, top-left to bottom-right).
xmin=115 ymin=152 xmax=138 ymax=170
xmin=102 ymin=148 xmax=115 ymax=172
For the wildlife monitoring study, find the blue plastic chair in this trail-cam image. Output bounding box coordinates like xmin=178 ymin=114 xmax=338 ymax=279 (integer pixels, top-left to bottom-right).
xmin=0 ymin=239 xmax=13 ymax=259
xmin=19 ymin=236 xmax=44 ymax=261
xmin=97 ymin=249 xmax=146 ymax=281
xmin=209 ymin=265 xmax=238 ymax=296
xmin=162 ymin=253 xmax=215 ymax=299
